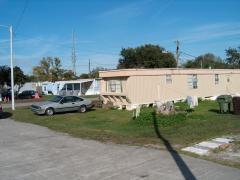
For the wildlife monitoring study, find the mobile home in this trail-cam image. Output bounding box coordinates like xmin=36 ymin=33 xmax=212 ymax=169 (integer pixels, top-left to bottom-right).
xmin=99 ymin=68 xmax=240 ymax=109
xmin=46 ymin=79 xmax=100 ymax=96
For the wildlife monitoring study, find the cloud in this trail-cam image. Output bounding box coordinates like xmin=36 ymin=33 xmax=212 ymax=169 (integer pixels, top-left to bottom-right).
xmin=94 ymin=0 xmax=153 ymax=20
xmin=177 ymin=22 xmax=240 ymax=43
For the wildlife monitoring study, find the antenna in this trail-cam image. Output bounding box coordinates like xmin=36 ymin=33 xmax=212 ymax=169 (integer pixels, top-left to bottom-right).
xmin=72 ymin=29 xmax=77 ymax=75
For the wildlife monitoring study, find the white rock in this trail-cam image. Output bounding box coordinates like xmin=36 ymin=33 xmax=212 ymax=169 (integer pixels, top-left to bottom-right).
xmin=197 ymin=141 xmax=222 ymax=149
xmin=182 ymin=146 xmax=209 ymax=156
xmin=212 ymin=138 xmax=233 ymax=144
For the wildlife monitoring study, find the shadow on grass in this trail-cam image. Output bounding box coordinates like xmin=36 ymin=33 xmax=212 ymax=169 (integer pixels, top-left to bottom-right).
xmin=208 ymin=109 xmax=234 ymax=114
xmin=152 ymin=112 xmax=196 ymax=180
xmin=208 ymin=109 xmax=220 ymax=113
xmin=0 ymin=112 xmax=12 ymax=119
xmin=36 ymin=108 xmax=96 ymax=117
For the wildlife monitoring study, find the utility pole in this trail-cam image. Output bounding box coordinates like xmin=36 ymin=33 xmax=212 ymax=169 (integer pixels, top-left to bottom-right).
xmin=0 ymin=25 xmax=15 ymax=110
xmin=71 ymin=29 xmax=77 ymax=75
xmin=201 ymin=55 xmax=204 ymax=69
xmin=175 ymin=40 xmax=180 ymax=67
xmin=10 ymin=26 xmax=15 ymax=110
xmin=88 ymin=59 xmax=91 ymax=73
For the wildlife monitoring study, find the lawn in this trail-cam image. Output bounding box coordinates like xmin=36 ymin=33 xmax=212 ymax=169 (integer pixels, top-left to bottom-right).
xmin=7 ymin=100 xmax=240 ymax=149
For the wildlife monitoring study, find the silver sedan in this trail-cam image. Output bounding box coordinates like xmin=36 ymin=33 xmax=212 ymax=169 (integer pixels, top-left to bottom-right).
xmin=31 ymin=95 xmax=93 ymax=116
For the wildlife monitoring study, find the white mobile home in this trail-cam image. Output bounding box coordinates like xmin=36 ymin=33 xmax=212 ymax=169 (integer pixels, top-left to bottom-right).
xmin=47 ymin=79 xmax=100 ymax=96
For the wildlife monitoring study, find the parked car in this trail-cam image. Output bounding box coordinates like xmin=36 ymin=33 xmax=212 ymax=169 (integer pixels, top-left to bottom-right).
xmin=0 ymin=104 xmax=3 ymax=118
xmin=1 ymin=89 xmax=13 ymax=100
xmin=30 ymin=95 xmax=92 ymax=116
xmin=18 ymin=90 xmax=36 ymax=99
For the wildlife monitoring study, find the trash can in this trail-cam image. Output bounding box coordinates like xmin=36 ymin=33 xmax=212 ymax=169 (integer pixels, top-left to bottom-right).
xmin=232 ymin=96 xmax=240 ymax=115
xmin=216 ymin=95 xmax=232 ymax=113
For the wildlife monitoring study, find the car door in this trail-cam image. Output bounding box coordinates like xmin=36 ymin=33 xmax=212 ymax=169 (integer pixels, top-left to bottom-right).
xmin=73 ymin=96 xmax=84 ymax=108
xmin=60 ymin=96 xmax=77 ymax=112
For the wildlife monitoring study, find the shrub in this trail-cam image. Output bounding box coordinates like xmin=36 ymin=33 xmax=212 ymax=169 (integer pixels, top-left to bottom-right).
xmin=136 ymin=107 xmax=186 ymax=127
xmin=136 ymin=107 xmax=155 ymax=125
xmin=157 ymin=112 xmax=187 ymax=127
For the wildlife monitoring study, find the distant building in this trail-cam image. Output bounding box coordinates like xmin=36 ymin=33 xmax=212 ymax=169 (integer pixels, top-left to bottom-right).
xmin=43 ymin=79 xmax=100 ymax=96
xmin=99 ymin=68 xmax=240 ymax=109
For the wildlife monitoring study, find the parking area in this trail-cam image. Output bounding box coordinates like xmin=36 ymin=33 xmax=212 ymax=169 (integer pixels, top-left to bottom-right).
xmin=0 ymin=118 xmax=240 ymax=180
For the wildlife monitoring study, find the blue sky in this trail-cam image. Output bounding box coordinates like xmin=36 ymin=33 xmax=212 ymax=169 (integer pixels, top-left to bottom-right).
xmin=0 ymin=0 xmax=239 ymax=75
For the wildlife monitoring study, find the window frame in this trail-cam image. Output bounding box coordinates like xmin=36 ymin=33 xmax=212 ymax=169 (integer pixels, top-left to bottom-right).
xmin=107 ymin=80 xmax=122 ymax=93
xmin=215 ymin=74 xmax=219 ymax=85
xmin=166 ymin=74 xmax=172 ymax=84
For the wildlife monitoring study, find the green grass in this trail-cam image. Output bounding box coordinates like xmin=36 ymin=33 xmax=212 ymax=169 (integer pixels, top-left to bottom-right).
xmin=7 ymin=100 xmax=240 ymax=148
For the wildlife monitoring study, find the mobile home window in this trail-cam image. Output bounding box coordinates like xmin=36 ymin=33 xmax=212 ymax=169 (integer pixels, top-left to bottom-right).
xmin=66 ymin=83 xmax=73 ymax=91
xmin=188 ymin=74 xmax=198 ymax=89
xmin=215 ymin=74 xmax=219 ymax=84
xmin=166 ymin=74 xmax=172 ymax=84
xmin=108 ymin=80 xmax=122 ymax=93
xmin=73 ymin=83 xmax=80 ymax=90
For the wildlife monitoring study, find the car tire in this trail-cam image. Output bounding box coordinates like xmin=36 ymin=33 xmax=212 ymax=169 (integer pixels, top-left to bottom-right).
xmin=45 ymin=108 xmax=54 ymax=116
xmin=79 ymin=105 xmax=87 ymax=113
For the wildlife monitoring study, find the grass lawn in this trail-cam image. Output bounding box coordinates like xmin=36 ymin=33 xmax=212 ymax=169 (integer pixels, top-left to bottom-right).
xmin=7 ymin=100 xmax=240 ymax=149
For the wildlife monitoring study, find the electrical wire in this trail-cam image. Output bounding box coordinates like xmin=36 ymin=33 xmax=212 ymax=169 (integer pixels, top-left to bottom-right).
xmin=14 ymin=0 xmax=29 ymax=35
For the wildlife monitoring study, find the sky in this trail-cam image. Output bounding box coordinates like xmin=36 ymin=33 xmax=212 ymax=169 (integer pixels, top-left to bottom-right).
xmin=0 ymin=0 xmax=239 ymax=75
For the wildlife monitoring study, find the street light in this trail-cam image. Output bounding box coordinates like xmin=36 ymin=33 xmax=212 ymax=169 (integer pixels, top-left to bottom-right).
xmin=0 ymin=25 xmax=15 ymax=110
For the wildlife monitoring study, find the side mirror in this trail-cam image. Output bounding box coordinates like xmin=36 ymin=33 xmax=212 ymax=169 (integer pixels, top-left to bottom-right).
xmin=60 ymin=101 xmax=64 ymax=104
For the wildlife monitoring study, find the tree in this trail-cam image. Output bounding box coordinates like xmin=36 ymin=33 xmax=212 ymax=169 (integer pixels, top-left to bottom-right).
xmin=79 ymin=73 xmax=89 ymax=79
xmin=183 ymin=53 xmax=229 ymax=69
xmin=78 ymin=67 xmax=107 ymax=79
xmin=50 ymin=57 xmax=65 ymax=81
xmin=62 ymin=70 xmax=77 ymax=80
xmin=0 ymin=66 xmax=11 ymax=87
xmin=89 ymin=67 xmax=107 ymax=78
xmin=33 ymin=57 xmax=66 ymax=81
xmin=117 ymin=44 xmax=177 ymax=69
xmin=14 ymin=66 xmax=27 ymax=94
xmin=226 ymin=46 xmax=240 ymax=68
xmin=0 ymin=66 xmax=27 ymax=93
xmin=33 ymin=57 xmax=52 ymax=81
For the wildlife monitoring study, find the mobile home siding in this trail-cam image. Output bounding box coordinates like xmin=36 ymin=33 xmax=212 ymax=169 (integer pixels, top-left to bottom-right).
xmin=99 ymin=69 xmax=240 ymax=107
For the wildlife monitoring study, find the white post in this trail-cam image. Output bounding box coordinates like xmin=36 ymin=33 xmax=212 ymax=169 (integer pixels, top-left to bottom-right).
xmin=9 ymin=26 xmax=15 ymax=110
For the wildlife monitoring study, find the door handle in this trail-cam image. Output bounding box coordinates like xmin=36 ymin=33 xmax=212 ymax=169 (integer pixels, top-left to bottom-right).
xmin=72 ymin=103 xmax=75 ymax=104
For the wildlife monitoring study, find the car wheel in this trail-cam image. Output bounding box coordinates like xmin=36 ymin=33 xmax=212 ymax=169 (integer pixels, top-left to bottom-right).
xmin=45 ymin=108 xmax=54 ymax=116
xmin=79 ymin=105 xmax=87 ymax=113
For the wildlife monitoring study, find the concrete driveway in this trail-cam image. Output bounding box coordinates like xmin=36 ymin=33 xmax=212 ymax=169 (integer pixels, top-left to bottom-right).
xmin=0 ymin=118 xmax=239 ymax=180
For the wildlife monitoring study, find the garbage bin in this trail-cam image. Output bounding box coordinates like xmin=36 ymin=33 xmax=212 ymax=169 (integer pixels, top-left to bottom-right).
xmin=216 ymin=95 xmax=232 ymax=113
xmin=232 ymin=96 xmax=240 ymax=115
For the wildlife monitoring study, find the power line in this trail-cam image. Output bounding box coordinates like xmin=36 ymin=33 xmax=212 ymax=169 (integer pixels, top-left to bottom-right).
xmin=14 ymin=0 xmax=29 ymax=35
xmin=180 ymin=51 xmax=197 ymax=59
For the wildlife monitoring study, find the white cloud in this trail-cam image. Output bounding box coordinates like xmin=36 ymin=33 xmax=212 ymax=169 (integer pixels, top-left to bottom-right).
xmin=177 ymin=22 xmax=240 ymax=43
xmin=94 ymin=0 xmax=153 ymax=20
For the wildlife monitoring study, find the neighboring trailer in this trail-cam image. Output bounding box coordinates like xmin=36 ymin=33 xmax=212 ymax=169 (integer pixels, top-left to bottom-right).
xmin=99 ymin=68 xmax=240 ymax=109
xmin=48 ymin=79 xmax=100 ymax=96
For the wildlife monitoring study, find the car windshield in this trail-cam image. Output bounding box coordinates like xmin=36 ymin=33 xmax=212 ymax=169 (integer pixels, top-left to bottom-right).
xmin=49 ymin=96 xmax=63 ymax=102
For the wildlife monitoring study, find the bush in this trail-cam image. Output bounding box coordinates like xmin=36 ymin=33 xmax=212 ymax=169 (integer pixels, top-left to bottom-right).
xmin=136 ymin=107 xmax=155 ymax=125
xmin=136 ymin=107 xmax=186 ymax=127
xmin=157 ymin=113 xmax=187 ymax=127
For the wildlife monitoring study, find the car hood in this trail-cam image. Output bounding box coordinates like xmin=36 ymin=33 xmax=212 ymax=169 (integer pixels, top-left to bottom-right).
xmin=32 ymin=101 xmax=55 ymax=107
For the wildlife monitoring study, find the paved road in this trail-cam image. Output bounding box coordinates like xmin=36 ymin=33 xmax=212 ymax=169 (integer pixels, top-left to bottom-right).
xmin=0 ymin=118 xmax=239 ymax=180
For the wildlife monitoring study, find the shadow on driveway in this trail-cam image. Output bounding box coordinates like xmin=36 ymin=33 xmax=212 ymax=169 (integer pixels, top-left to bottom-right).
xmin=152 ymin=112 xmax=197 ymax=180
